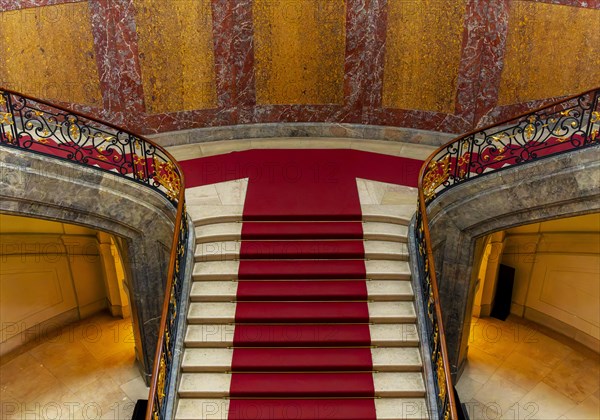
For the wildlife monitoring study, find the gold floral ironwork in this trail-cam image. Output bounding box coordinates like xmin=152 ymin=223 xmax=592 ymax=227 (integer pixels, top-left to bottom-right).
xmin=524 ymin=121 xmax=535 ymax=140
xmin=157 ymin=355 xmax=166 ymax=404
xmin=436 ymin=353 xmax=447 ymax=401
xmin=432 ymin=324 xmax=439 ymax=357
xmin=154 ymin=161 xmax=181 ymax=201
xmin=423 ymin=156 xmax=450 ymax=200
xmin=0 ymin=112 xmax=13 ymax=125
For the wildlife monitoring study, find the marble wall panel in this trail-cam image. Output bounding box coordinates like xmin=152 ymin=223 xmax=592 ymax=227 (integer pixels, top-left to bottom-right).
xmin=133 ymin=0 xmax=217 ymax=114
xmin=0 ymin=2 xmax=102 ymax=106
xmin=498 ymin=2 xmax=600 ymax=105
xmin=383 ymin=0 xmax=467 ymax=114
xmin=253 ymin=0 xmax=346 ymax=105
xmin=1 ymin=0 xmax=598 ymax=135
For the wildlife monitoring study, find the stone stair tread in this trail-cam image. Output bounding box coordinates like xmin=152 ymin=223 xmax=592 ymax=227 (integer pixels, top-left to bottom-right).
xmin=365 ymin=260 xmax=411 ymax=279
xmin=195 ymin=222 xmax=242 ymax=243
xmin=194 ymin=221 xmax=409 ymax=243
xmin=193 ymin=260 xmax=411 ymax=281
xmin=361 ymin=205 xmax=414 ymax=224
xmin=189 ymin=205 xmax=244 ymax=226
xmin=187 ymin=301 xmax=417 ymax=324
xmin=182 ymin=347 xmax=422 ymax=372
xmin=178 ymin=372 xmax=426 ymax=398
xmin=194 ymin=240 xmax=408 ymax=262
xmin=185 ymin=323 xmax=420 ymax=347
xmin=193 ymin=261 xmax=239 ymax=280
xmin=190 ymin=279 xmax=414 ymax=302
xmin=363 ymin=222 xmax=408 ymax=242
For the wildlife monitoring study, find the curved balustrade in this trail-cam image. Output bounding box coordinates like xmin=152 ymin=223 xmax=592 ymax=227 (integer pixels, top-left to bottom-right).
xmin=415 ymin=87 xmax=599 ymax=419
xmin=421 ymin=89 xmax=600 ymax=204
xmin=0 ymin=89 xmax=181 ymax=203
xmin=0 ymin=87 xmax=187 ymax=420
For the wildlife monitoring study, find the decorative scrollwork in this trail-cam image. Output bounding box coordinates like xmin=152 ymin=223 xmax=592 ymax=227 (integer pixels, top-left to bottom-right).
xmin=0 ymin=89 xmax=182 ymax=205
xmin=423 ymin=155 xmax=450 ymax=200
xmin=421 ymin=89 xmax=599 ymax=205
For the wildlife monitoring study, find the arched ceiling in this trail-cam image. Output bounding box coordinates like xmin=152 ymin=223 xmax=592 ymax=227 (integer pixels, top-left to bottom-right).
xmin=1 ymin=0 xmax=598 ymax=135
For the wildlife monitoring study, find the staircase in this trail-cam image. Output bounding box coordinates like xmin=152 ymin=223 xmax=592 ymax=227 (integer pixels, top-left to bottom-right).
xmin=174 ymin=174 xmax=430 ymax=420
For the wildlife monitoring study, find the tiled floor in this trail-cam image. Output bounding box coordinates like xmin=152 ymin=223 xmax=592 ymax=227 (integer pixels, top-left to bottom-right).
xmin=457 ymin=316 xmax=600 ymax=420
xmin=0 ymin=312 xmax=149 ymax=420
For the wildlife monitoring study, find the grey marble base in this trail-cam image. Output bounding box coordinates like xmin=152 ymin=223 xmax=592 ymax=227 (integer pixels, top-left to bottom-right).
xmin=424 ymin=146 xmax=600 ymax=373
xmin=0 ymin=147 xmax=178 ymax=380
xmin=147 ymin=122 xmax=455 ymax=148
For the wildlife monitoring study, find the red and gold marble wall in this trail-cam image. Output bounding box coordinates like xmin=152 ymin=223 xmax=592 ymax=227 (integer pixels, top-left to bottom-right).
xmin=0 ymin=0 xmax=598 ymax=135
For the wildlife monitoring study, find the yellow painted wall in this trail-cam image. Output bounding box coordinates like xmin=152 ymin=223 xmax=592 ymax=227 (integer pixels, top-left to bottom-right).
xmin=253 ymin=0 xmax=346 ymax=105
xmin=382 ymin=0 xmax=467 ymax=113
xmin=479 ymin=213 xmax=600 ymax=350
xmin=0 ymin=214 xmax=130 ymax=355
xmin=0 ymin=3 xmax=102 ymax=106
xmin=134 ymin=0 xmax=217 ymax=114
xmin=498 ymin=2 xmax=600 ymax=105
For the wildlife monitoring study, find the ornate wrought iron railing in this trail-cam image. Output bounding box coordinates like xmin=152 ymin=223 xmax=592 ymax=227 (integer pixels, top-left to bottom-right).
xmin=421 ymin=88 xmax=600 ymax=204
xmin=0 ymin=87 xmax=188 ymax=420
xmin=415 ymin=87 xmax=599 ymax=419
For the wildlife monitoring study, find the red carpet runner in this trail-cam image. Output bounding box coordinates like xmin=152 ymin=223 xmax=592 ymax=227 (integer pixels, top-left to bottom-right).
xmin=182 ymin=150 xmax=422 ymax=419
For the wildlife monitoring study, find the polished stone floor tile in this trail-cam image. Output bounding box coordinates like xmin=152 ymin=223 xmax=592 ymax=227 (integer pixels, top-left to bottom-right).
xmin=459 ymin=316 xmax=600 ymax=420
xmin=0 ymin=314 xmax=146 ymax=420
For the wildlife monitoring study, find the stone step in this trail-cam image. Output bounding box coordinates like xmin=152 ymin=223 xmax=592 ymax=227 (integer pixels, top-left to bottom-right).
xmin=363 ymin=222 xmax=408 ymax=242
xmin=181 ymin=347 xmax=423 ymax=373
xmin=193 ymin=260 xmax=411 ymax=281
xmin=194 ymin=221 xmax=408 ymax=244
xmin=175 ymin=397 xmax=430 ymax=420
xmin=189 ymin=205 xmax=244 ymax=226
xmin=190 ymin=279 xmax=414 ymax=302
xmin=186 ymin=301 xmax=417 ymax=324
xmin=189 ymin=205 xmax=414 ymax=227
xmin=195 ymin=222 xmax=242 ymax=243
xmin=361 ymin=205 xmax=414 ymax=224
xmin=184 ymin=323 xmax=420 ymax=348
xmin=194 ymin=240 xmax=409 ymax=262
xmin=178 ymin=371 xmax=426 ymax=398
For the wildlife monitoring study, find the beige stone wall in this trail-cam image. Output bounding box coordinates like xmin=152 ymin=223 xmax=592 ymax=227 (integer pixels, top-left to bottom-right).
xmin=500 ymin=214 xmax=600 ymax=350
xmin=474 ymin=213 xmax=599 ymax=351
xmin=0 ymin=214 xmax=130 ymax=356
